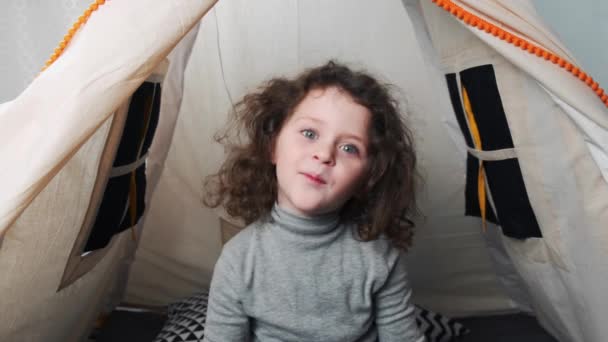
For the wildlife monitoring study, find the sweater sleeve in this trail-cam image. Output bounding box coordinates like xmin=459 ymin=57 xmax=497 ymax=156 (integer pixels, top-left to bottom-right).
xmin=375 ymin=252 xmax=426 ymax=342
xmin=202 ymin=248 xmax=250 ymax=342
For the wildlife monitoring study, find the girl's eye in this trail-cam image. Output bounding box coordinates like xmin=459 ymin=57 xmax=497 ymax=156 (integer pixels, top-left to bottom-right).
xmin=301 ymin=129 xmax=317 ymax=139
xmin=340 ymin=144 xmax=359 ymax=155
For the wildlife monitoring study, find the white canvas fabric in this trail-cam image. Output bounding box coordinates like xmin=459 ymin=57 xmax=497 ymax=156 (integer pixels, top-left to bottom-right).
xmin=124 ymin=20 xmax=217 ymax=306
xmin=0 ymin=0 xmax=218 ymax=237
xmin=101 ymin=25 xmax=203 ymax=314
xmin=453 ymin=0 xmax=608 ymax=131
xmin=0 ymin=116 xmax=114 ymax=341
xmin=420 ymin=1 xmax=608 ymax=341
xmin=0 ymin=1 xmax=217 ymax=341
xmin=403 ymin=0 xmax=534 ymax=315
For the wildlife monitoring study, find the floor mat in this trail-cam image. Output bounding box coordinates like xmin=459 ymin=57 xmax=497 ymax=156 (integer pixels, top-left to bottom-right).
xmin=94 ymin=310 xmax=557 ymax=342
xmin=459 ymin=314 xmax=558 ymax=342
xmin=95 ymin=310 xmax=166 ymax=342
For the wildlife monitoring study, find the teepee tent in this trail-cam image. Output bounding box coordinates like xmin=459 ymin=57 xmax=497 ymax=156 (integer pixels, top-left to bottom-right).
xmin=1 ymin=0 xmax=607 ymax=341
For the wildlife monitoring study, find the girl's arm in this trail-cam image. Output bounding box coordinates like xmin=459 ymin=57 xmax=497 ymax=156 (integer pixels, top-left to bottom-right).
xmin=202 ymin=251 xmax=250 ymax=342
xmin=375 ymin=253 xmax=426 ymax=342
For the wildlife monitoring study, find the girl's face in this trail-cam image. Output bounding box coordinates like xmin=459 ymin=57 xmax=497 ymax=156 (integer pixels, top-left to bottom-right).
xmin=272 ymin=86 xmax=371 ymax=217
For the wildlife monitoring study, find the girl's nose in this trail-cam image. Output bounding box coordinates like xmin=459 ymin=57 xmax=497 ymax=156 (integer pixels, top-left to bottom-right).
xmin=313 ymin=144 xmax=335 ymax=166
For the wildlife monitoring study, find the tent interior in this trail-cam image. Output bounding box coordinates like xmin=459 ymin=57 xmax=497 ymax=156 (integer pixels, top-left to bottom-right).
xmin=1 ymin=0 xmax=607 ymax=341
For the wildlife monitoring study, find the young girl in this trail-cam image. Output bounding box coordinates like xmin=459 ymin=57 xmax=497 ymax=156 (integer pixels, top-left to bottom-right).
xmin=202 ymin=61 xmax=425 ymax=342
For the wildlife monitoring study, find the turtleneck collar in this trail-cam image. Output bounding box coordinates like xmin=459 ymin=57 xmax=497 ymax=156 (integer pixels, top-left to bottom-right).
xmin=270 ymin=203 xmax=340 ymax=236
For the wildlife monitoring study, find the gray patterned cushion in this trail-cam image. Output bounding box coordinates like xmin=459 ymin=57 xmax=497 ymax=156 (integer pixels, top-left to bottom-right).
xmin=154 ymin=290 xmax=208 ymax=342
xmin=415 ymin=305 xmax=470 ymax=341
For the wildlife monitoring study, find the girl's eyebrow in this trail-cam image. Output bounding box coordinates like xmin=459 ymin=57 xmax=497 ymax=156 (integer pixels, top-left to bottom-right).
xmin=341 ymin=134 xmax=366 ymax=144
xmin=294 ymin=116 xmax=324 ymax=124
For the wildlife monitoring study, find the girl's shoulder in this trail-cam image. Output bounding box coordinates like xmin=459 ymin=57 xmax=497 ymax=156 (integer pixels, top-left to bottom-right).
xmin=220 ymin=220 xmax=261 ymax=257
xmin=216 ymin=220 xmax=271 ymax=286
xmin=219 ymin=218 xmax=275 ymax=267
xmin=349 ymin=225 xmax=401 ymax=255
xmin=347 ymin=225 xmax=404 ymax=268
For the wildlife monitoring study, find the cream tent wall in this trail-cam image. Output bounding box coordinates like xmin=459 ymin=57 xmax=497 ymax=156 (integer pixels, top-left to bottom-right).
xmin=1 ymin=1 xmax=607 ymax=342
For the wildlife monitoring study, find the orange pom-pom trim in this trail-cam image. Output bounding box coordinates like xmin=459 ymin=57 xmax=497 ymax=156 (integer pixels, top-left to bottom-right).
xmin=433 ymin=0 xmax=607 ymax=108
xmin=41 ymin=0 xmax=108 ymax=71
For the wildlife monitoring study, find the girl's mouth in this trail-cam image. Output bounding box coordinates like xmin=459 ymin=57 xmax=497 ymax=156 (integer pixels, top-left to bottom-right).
xmin=302 ymin=173 xmax=326 ymax=185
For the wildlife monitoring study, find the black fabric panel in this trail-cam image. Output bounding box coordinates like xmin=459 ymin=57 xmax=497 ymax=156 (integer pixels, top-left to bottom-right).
xmin=445 ymin=73 xmax=474 ymax=148
xmin=464 ymin=153 xmax=499 ymax=225
xmin=484 ymin=159 xmax=542 ymax=239
xmin=83 ymin=81 xmax=161 ymax=252
xmin=118 ymin=165 xmax=147 ymax=231
xmin=446 ymin=66 xmax=540 ymax=239
xmin=84 ymin=166 xmax=148 ymax=251
xmin=84 ymin=174 xmax=130 ymax=251
xmin=113 ymin=82 xmax=158 ymax=166
xmin=140 ymin=83 xmax=161 ymax=155
xmin=459 ymin=65 xmax=514 ymax=150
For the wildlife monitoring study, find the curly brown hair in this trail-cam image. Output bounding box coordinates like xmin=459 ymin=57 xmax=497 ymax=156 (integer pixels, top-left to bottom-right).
xmin=204 ymin=60 xmax=418 ymax=250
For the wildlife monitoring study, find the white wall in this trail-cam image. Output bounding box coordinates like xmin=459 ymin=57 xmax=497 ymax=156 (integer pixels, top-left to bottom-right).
xmin=533 ymin=0 xmax=608 ymax=88
xmin=0 ymin=1 xmax=89 ymax=103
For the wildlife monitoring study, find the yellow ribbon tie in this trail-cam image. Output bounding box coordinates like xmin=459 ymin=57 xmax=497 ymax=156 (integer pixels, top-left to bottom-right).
xmin=462 ymin=86 xmax=487 ymax=232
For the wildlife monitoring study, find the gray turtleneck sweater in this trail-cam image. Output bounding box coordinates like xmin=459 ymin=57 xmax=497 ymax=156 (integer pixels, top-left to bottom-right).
xmin=203 ymin=205 xmax=425 ymax=342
